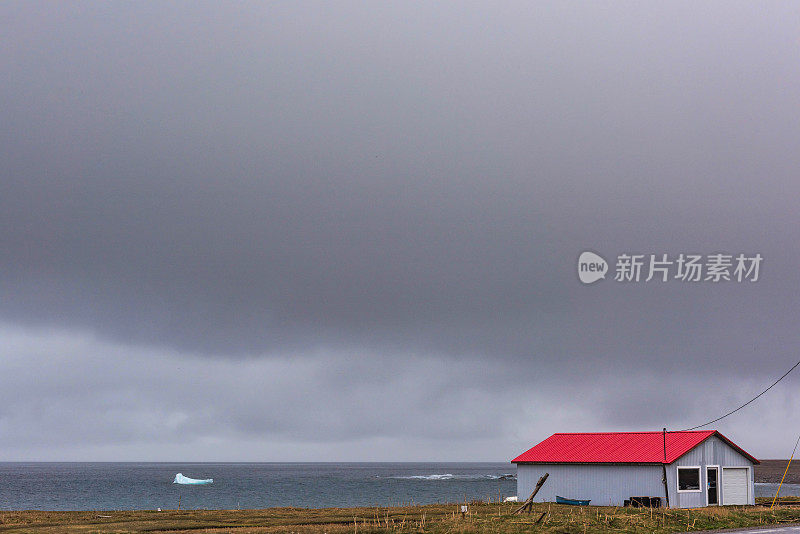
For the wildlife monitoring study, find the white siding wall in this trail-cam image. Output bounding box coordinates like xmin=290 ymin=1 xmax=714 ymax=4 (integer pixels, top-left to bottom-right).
xmin=516 ymin=435 xmax=756 ymax=508
xmin=667 ymin=435 xmax=755 ymax=507
xmin=517 ymin=464 xmax=664 ymax=507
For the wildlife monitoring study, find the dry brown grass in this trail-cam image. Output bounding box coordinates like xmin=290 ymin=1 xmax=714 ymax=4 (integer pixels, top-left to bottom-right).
xmin=2 ymin=502 xmax=800 ymax=533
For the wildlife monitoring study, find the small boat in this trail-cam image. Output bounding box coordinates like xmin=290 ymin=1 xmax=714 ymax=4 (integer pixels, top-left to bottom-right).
xmin=556 ymin=495 xmax=591 ymax=506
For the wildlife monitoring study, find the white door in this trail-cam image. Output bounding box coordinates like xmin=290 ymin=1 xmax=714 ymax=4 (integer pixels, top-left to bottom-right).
xmin=722 ymin=467 xmax=749 ymax=505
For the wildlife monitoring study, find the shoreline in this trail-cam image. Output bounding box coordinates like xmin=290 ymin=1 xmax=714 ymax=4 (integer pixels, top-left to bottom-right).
xmin=756 ymin=460 xmax=800 ymax=484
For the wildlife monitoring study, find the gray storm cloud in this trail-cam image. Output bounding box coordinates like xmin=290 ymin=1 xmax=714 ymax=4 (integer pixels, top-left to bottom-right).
xmin=2 ymin=1 xmax=800 ymax=459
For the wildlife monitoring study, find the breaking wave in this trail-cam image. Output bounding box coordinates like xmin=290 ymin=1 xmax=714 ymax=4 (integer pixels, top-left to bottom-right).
xmin=384 ymin=473 xmax=516 ymax=481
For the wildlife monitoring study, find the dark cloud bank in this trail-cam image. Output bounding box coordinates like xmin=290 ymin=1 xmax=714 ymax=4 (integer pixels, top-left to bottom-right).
xmin=1 ymin=1 xmax=800 ymax=460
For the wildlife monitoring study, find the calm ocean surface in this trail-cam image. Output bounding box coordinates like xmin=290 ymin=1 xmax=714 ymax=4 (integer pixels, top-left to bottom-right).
xmin=0 ymin=463 xmax=517 ymax=511
xmin=755 ymin=482 xmax=800 ymax=498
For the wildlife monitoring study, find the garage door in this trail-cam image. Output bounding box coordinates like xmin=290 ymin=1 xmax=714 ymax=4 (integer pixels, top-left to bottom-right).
xmin=722 ymin=467 xmax=749 ymax=505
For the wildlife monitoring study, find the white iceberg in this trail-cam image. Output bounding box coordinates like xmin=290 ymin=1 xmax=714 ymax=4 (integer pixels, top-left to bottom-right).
xmin=173 ymin=473 xmax=213 ymax=485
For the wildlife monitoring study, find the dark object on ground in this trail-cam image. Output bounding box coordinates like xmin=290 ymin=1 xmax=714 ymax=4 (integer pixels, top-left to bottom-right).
xmin=625 ymin=496 xmax=661 ymax=508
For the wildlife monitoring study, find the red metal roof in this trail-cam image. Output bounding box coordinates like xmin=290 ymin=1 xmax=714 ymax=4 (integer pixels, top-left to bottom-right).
xmin=511 ymin=430 xmax=759 ymax=464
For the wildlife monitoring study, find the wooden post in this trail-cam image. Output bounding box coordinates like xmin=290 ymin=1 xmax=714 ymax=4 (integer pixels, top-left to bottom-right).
xmin=513 ymin=472 xmax=549 ymax=514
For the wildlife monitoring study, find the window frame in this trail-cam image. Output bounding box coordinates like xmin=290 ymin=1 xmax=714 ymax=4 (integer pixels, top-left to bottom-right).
xmin=676 ymin=466 xmax=702 ymax=493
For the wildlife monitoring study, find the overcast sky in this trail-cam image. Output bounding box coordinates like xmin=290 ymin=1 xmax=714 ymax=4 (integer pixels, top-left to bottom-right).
xmin=2 ymin=1 xmax=800 ymax=461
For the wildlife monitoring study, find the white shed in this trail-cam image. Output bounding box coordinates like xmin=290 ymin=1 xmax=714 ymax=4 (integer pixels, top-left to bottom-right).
xmin=512 ymin=430 xmax=758 ymax=508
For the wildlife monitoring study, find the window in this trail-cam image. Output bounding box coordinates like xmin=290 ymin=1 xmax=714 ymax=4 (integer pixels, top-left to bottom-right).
xmin=677 ymin=467 xmax=701 ymax=492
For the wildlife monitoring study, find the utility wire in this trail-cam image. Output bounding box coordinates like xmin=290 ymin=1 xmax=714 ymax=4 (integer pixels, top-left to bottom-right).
xmin=680 ymin=358 xmax=800 ymax=431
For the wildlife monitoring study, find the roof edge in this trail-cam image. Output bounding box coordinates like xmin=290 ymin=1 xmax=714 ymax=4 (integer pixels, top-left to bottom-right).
xmin=511 ymin=430 xmax=760 ymax=465
xmin=513 ymin=461 xmax=665 ymax=465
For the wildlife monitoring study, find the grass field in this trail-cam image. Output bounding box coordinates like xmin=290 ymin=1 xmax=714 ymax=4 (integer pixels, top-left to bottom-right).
xmin=3 ymin=501 xmax=800 ymax=533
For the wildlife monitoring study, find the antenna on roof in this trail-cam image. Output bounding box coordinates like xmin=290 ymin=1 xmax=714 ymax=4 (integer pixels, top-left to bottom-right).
xmin=661 ymin=428 xmax=670 ymax=508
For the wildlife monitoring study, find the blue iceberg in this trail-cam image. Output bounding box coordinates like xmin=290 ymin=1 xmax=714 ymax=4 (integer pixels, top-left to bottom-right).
xmin=173 ymin=473 xmax=213 ymax=485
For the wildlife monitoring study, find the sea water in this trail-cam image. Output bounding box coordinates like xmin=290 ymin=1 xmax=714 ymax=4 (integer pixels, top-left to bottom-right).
xmin=0 ymin=462 xmax=517 ymax=510
xmin=755 ymin=482 xmax=800 ymax=498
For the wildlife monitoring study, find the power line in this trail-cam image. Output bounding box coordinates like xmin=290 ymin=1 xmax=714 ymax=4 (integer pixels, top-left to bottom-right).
xmin=680 ymin=358 xmax=800 ymax=431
